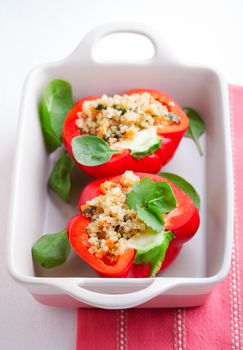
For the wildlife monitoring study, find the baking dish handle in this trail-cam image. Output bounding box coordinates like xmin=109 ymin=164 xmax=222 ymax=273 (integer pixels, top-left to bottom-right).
xmin=71 ymin=22 xmax=174 ymax=64
xmin=55 ymin=278 xmax=177 ymax=309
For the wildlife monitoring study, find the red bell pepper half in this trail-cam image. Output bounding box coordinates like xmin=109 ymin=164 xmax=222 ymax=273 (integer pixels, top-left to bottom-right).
xmin=63 ymin=89 xmax=189 ymax=177
xmin=67 ymin=173 xmax=200 ymax=278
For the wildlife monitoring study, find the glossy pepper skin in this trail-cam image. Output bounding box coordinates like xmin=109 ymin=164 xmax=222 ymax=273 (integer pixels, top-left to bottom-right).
xmin=67 ymin=173 xmax=200 ymax=278
xmin=63 ymin=89 xmax=189 ymax=178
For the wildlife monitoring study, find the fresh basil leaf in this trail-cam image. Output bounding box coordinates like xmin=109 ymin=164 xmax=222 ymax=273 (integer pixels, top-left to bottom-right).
xmin=48 ymin=149 xmax=74 ymax=202
xmin=126 ymin=177 xmax=155 ymax=209
xmin=32 ymin=229 xmax=70 ymax=268
xmin=134 ymin=231 xmax=174 ymax=276
xmin=39 ymin=80 xmax=73 ymax=152
xmin=127 ymin=177 xmax=176 ymax=212
xmin=131 ymin=137 xmax=161 ymax=159
xmin=127 ymin=177 xmax=176 ymax=232
xmin=183 ymin=107 xmax=206 ymax=156
xmin=159 ymin=172 xmax=200 ymax=209
xmin=148 ymin=182 xmax=177 ymax=213
xmin=71 ymin=135 xmax=121 ymax=166
xmin=136 ymin=204 xmax=164 ymax=233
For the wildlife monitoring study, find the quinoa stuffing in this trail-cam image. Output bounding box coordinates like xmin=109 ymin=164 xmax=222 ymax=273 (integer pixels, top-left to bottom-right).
xmin=76 ymin=92 xmax=180 ymax=145
xmin=81 ymin=171 xmax=146 ymax=262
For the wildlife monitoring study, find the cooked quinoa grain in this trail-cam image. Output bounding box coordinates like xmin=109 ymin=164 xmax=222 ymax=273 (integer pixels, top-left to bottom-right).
xmin=76 ymin=92 xmax=180 ymax=145
xmin=81 ymin=171 xmax=145 ymax=261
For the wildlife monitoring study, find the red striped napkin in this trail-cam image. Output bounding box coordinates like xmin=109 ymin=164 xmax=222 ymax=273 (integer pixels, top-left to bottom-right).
xmin=76 ymin=85 xmax=243 ymax=350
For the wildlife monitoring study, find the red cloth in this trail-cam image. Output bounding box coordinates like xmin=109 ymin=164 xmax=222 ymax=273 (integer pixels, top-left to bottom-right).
xmin=76 ymin=85 xmax=243 ymax=350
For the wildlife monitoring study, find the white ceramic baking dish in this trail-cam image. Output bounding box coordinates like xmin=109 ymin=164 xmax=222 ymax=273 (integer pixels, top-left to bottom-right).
xmin=7 ymin=23 xmax=234 ymax=309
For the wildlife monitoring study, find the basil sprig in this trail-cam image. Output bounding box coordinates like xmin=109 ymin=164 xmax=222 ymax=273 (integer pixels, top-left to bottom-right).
xmin=48 ymin=149 xmax=74 ymax=202
xmin=126 ymin=177 xmax=176 ymax=232
xmin=39 ymin=80 xmax=73 ymax=152
xmin=134 ymin=231 xmax=174 ymax=276
xmin=160 ymin=172 xmax=200 ymax=209
xmin=32 ymin=229 xmax=71 ymax=268
xmin=136 ymin=205 xmax=164 ymax=233
xmin=71 ymin=135 xmax=121 ymax=166
xmin=183 ymin=107 xmax=206 ymax=156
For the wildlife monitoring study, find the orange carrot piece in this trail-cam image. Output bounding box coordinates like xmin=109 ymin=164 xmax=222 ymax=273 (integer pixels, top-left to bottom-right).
xmin=124 ymin=129 xmax=135 ymax=139
xmin=100 ymin=183 xmax=107 ymax=194
xmin=97 ymin=129 xmax=105 ymax=137
xmin=106 ymin=240 xmax=115 ymax=248
xmin=81 ymin=203 xmax=90 ymax=211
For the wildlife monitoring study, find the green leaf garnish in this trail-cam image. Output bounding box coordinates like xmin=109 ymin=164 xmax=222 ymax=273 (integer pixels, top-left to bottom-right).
xmin=32 ymin=229 xmax=71 ymax=268
xmin=136 ymin=205 xmax=165 ymax=232
xmin=127 ymin=177 xmax=155 ymax=209
xmin=71 ymin=135 xmax=121 ymax=166
xmin=183 ymin=107 xmax=206 ymax=156
xmin=147 ymin=182 xmax=177 ymax=213
xmin=39 ymin=80 xmax=73 ymax=152
xmin=48 ymin=149 xmax=74 ymax=202
xmin=134 ymin=231 xmax=174 ymax=276
xmin=160 ymin=172 xmax=200 ymax=209
xmin=126 ymin=177 xmax=176 ymax=232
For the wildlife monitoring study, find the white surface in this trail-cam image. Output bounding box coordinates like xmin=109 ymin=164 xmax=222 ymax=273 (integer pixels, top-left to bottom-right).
xmin=1 ymin=0 xmax=243 ymax=349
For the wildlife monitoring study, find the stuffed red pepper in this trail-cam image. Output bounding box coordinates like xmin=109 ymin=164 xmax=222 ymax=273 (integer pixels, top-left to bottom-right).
xmin=63 ymin=89 xmax=189 ymax=177
xmin=67 ymin=171 xmax=200 ymax=277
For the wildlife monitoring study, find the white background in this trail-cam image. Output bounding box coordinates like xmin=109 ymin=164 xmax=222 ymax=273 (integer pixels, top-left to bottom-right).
xmin=1 ymin=0 xmax=243 ymax=349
